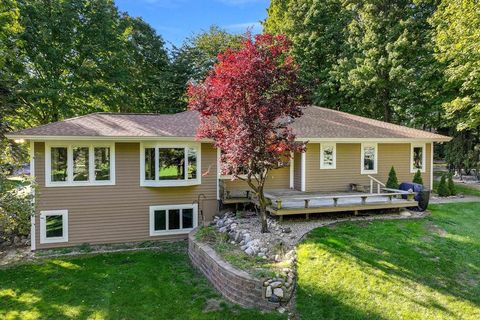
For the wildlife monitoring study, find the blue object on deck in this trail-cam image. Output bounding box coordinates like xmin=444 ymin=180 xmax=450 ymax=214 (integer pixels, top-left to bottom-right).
xmin=399 ymin=182 xmax=423 ymax=201
xmin=399 ymin=182 xmax=430 ymax=211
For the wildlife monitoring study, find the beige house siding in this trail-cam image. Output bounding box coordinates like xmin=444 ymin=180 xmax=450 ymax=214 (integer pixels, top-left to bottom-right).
xmin=222 ymin=166 xmax=291 ymax=193
xmin=33 ymin=142 xmax=218 ymax=249
xmin=305 ymin=143 xmax=431 ymax=192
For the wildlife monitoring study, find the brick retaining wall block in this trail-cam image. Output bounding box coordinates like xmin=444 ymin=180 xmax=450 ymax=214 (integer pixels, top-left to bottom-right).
xmin=188 ymin=229 xmax=290 ymax=311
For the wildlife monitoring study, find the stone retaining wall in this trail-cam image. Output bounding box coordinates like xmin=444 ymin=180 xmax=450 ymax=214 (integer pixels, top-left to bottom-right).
xmin=188 ymin=229 xmax=280 ymax=311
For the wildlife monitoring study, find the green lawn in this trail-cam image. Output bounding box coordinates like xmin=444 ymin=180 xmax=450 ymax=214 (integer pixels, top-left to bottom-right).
xmin=296 ymin=202 xmax=480 ymax=320
xmin=0 ymin=243 xmax=284 ymax=320
xmin=432 ymin=180 xmax=480 ymax=197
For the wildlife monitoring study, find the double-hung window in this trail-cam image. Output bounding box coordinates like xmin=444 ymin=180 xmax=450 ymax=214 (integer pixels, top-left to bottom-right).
xmin=149 ymin=204 xmax=198 ymax=235
xmin=40 ymin=210 xmax=68 ymax=244
xmin=141 ymin=142 xmax=201 ymax=187
xmin=361 ymin=143 xmax=378 ymax=174
xmin=411 ymin=143 xmax=426 ymax=173
xmin=46 ymin=142 xmax=115 ymax=187
xmin=320 ymin=143 xmax=336 ymax=169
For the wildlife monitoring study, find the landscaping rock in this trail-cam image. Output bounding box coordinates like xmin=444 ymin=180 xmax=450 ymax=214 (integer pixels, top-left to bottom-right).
xmin=273 ymin=288 xmax=284 ymax=298
xmin=265 ymin=286 xmax=272 ymax=298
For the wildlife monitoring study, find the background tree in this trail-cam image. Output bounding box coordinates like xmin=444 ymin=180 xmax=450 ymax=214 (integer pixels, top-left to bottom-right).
xmin=168 ymin=26 xmax=243 ymax=110
xmin=386 ymin=166 xmax=399 ymax=189
xmin=263 ymin=0 xmax=349 ymax=107
xmin=4 ymin=0 xmax=174 ymax=129
xmin=188 ymin=34 xmax=306 ymax=233
xmin=431 ymin=0 xmax=480 ymax=131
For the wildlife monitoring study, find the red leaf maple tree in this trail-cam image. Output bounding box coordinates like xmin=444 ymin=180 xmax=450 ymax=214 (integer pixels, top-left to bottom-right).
xmin=188 ymin=34 xmax=306 ymax=233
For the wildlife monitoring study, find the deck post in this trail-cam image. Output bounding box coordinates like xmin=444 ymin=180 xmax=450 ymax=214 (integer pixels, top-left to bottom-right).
xmin=279 ymin=215 xmax=283 ymax=222
xmin=354 ymin=210 xmax=358 ymax=216
xmin=370 ymin=180 xmax=373 ymax=193
xmin=306 ymin=213 xmax=310 ymax=220
xmin=361 ymin=196 xmax=367 ymax=205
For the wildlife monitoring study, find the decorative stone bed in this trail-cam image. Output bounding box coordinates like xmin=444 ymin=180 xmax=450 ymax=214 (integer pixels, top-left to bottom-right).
xmin=189 ymin=209 xmax=428 ymax=312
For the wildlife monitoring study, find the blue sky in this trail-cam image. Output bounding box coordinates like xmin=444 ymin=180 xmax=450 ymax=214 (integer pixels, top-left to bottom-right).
xmin=116 ymin=0 xmax=269 ymax=47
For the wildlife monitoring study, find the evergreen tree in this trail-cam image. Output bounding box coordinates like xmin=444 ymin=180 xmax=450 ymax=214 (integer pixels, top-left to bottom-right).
xmin=437 ymin=174 xmax=450 ymax=197
xmin=386 ymin=166 xmax=399 ymax=189
xmin=447 ymin=172 xmax=457 ymax=196
xmin=413 ymin=170 xmax=424 ymax=185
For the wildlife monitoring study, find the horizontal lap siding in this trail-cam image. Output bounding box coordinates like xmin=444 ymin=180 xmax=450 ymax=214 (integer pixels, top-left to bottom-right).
xmin=306 ymin=143 xmax=431 ymax=192
xmin=223 ymin=166 xmax=291 ymax=192
xmin=34 ymin=142 xmax=218 ymax=249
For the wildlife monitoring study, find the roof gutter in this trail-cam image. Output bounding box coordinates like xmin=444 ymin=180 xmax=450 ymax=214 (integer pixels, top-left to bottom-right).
xmin=5 ymin=134 xmax=451 ymax=143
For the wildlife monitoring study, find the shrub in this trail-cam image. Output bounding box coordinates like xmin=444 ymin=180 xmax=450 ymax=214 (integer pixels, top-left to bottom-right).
xmin=386 ymin=166 xmax=399 ymax=189
xmin=437 ymin=174 xmax=450 ymax=197
xmin=0 ymin=174 xmax=35 ymax=242
xmin=447 ymin=172 xmax=457 ymax=196
xmin=413 ymin=169 xmax=424 ymax=185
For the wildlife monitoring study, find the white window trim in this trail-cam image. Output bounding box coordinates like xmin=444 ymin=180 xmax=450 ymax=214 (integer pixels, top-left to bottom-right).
xmin=45 ymin=141 xmax=115 ymax=187
xmin=140 ymin=142 xmax=202 ymax=187
xmin=320 ymin=143 xmax=337 ymax=169
xmin=149 ymin=204 xmax=198 ymax=236
xmin=360 ymin=142 xmax=378 ymax=174
xmin=40 ymin=210 xmax=68 ymax=244
xmin=411 ymin=143 xmax=426 ymax=173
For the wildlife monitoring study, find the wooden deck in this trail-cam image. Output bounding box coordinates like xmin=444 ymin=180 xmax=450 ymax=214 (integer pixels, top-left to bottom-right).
xmin=262 ymin=189 xmax=417 ymax=216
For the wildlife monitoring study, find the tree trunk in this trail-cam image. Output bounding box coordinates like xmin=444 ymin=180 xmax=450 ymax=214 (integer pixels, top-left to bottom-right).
xmin=257 ymin=192 xmax=269 ymax=233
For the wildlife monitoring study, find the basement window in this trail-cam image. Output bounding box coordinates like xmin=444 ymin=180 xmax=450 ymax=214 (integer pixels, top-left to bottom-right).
xmin=149 ymin=204 xmax=198 ymax=236
xmin=140 ymin=143 xmax=201 ymax=187
xmin=40 ymin=210 xmax=68 ymax=244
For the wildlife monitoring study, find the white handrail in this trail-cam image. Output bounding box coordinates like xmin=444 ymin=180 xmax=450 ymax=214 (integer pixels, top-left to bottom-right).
xmin=368 ymin=175 xmax=385 ymax=193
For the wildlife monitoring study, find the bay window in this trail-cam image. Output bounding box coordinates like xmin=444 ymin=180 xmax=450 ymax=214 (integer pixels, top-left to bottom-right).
xmin=46 ymin=142 xmax=115 ymax=187
xmin=361 ymin=143 xmax=378 ymax=174
xmin=149 ymin=204 xmax=197 ymax=235
xmin=411 ymin=143 xmax=426 ymax=173
xmin=140 ymin=142 xmax=201 ymax=187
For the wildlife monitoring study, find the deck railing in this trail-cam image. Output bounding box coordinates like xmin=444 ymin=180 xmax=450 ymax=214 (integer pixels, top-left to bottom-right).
xmin=368 ymin=175 xmax=385 ymax=193
xmin=267 ymin=188 xmax=416 ymax=211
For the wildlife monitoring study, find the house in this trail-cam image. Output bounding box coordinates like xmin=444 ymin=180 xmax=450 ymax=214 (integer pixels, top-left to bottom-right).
xmin=6 ymin=106 xmax=450 ymax=250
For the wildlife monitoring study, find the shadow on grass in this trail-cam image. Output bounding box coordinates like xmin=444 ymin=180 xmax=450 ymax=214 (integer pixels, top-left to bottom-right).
xmin=0 ymin=242 xmax=284 ymax=320
xmin=297 ymin=202 xmax=480 ymax=319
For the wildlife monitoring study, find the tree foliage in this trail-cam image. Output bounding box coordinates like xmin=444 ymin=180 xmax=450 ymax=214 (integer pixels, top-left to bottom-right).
xmin=188 ymin=34 xmax=306 ymax=232
xmin=264 ymin=0 xmax=444 ymax=126
xmin=168 ymin=25 xmax=243 ymax=110
xmin=386 ymin=166 xmax=399 ymax=189
xmin=2 ymin=0 xmax=175 ymax=130
xmin=431 ymin=0 xmax=480 ymax=131
xmin=413 ymin=169 xmax=424 ymax=185
xmin=447 ymin=172 xmax=457 ymax=196
xmin=437 ymin=174 xmax=449 ymax=197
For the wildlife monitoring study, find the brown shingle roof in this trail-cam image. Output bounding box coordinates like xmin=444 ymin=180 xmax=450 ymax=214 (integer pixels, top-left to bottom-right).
xmin=7 ymin=106 xmax=450 ymax=141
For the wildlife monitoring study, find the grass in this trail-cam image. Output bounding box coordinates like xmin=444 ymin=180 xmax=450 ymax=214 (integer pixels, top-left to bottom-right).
xmin=0 ymin=242 xmax=285 ymax=320
xmin=296 ymin=202 xmax=480 ymax=320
